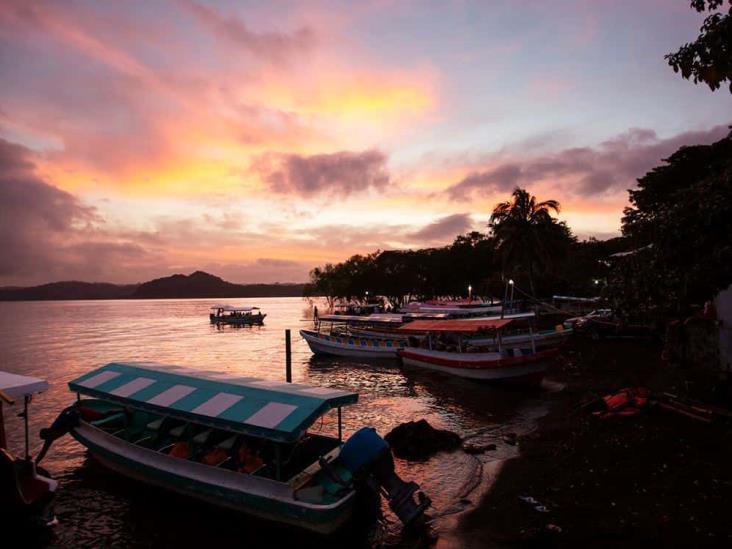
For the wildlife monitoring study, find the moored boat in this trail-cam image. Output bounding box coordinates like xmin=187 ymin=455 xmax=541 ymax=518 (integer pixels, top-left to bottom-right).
xmin=66 ymin=362 xmax=429 ymax=534
xmin=0 ymin=371 xmax=57 ymax=527
xmin=210 ymin=304 xmax=266 ymax=325
xmin=396 ymin=319 xmax=559 ymax=385
xmin=300 ymin=329 xmax=404 ymax=358
xmin=301 ymin=314 xmax=407 ymax=358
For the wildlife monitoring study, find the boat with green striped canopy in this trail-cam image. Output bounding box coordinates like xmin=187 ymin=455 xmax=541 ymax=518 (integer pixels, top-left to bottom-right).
xmin=65 ymin=362 xmax=429 ymax=534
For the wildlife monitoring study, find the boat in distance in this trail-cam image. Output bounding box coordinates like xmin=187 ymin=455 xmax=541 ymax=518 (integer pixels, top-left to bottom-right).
xmin=66 ymin=362 xmax=429 ymax=534
xmin=209 ymin=304 xmax=266 ymax=325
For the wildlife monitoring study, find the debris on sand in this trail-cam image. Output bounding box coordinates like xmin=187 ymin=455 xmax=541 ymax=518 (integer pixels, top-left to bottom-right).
xmin=463 ymin=442 xmax=497 ymax=454
xmin=385 ymin=419 xmax=462 ymax=460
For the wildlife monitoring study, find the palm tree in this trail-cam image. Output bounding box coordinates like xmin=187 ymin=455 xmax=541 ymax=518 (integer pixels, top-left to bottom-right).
xmin=489 ymin=187 xmax=568 ymax=296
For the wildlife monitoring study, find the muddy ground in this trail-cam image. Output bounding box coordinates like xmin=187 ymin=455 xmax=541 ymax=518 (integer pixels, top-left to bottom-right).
xmin=456 ymin=338 xmax=732 ymax=548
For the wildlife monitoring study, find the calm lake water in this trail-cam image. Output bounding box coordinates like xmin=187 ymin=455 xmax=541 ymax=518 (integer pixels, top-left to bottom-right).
xmin=0 ymin=297 xmax=554 ymax=548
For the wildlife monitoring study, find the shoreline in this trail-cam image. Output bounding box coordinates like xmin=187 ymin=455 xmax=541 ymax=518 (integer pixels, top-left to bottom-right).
xmin=454 ymin=339 xmax=732 ymax=547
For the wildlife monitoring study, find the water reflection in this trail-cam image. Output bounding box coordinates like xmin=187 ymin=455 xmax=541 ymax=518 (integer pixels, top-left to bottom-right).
xmin=0 ymin=297 xmax=550 ymax=547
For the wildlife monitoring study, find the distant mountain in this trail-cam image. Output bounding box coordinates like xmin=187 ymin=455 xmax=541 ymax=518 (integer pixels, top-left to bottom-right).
xmin=0 ymin=281 xmax=138 ymax=301
xmin=131 ymin=271 xmax=305 ymax=299
xmin=0 ymin=271 xmax=306 ymax=301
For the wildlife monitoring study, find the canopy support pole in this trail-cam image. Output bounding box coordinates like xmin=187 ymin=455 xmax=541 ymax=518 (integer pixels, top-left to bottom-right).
xmin=275 ymin=444 xmax=282 ymax=481
xmin=529 ymin=325 xmax=536 ymax=353
xmin=23 ymin=395 xmax=30 ymax=459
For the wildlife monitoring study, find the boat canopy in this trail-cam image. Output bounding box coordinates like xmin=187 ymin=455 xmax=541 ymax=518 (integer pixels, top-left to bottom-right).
xmin=400 ymin=305 xmax=502 ymax=315
xmin=318 ymin=314 xmax=403 ymax=324
xmin=210 ymin=305 xmax=259 ymax=312
xmin=397 ymin=318 xmax=513 ymax=333
xmin=0 ymin=371 xmax=48 ymax=399
xmin=69 ymin=362 xmax=357 ymax=443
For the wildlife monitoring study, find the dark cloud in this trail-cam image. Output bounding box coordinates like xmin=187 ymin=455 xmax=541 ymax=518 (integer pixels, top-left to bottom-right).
xmin=0 ymin=138 xmax=161 ymax=284
xmin=408 ymin=213 xmax=474 ymax=243
xmin=254 ymin=149 xmax=391 ymax=197
xmin=447 ymin=124 xmax=731 ymax=200
xmin=0 ymin=138 xmax=92 ymax=279
xmin=179 ymin=0 xmax=316 ymax=63
xmin=0 ymin=139 xmax=319 ymax=285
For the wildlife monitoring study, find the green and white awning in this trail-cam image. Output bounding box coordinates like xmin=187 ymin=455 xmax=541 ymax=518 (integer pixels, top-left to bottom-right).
xmin=69 ymin=362 xmax=357 ymax=442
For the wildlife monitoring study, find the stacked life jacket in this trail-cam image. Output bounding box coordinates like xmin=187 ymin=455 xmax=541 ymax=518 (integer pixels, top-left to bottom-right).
xmin=593 ymin=387 xmax=649 ymax=419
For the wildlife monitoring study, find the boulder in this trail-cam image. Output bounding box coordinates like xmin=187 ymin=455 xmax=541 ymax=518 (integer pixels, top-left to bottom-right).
xmin=385 ymin=419 xmax=462 ymax=461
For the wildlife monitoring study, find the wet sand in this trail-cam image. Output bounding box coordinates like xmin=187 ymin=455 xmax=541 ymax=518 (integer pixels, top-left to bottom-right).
xmin=455 ymin=339 xmax=732 ymax=547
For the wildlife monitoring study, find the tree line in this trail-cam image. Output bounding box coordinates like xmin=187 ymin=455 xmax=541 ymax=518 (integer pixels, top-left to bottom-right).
xmin=304 ymin=189 xmax=629 ymax=309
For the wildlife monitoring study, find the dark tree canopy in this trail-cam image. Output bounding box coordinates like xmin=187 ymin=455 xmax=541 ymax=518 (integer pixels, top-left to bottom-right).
xmin=306 ymin=188 xmax=610 ymax=307
xmin=666 ymin=0 xmax=732 ymax=92
xmin=489 ymin=188 xmax=574 ymax=296
xmin=618 ymin=129 xmax=732 ymax=315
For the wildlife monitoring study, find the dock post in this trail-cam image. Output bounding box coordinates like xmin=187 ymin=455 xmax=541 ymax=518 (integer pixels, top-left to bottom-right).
xmin=285 ymin=329 xmax=292 ymax=383
xmin=338 ymin=407 xmax=342 ymax=442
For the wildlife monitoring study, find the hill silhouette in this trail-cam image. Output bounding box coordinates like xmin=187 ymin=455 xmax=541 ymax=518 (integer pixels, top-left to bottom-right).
xmin=0 ymin=271 xmax=305 ymax=301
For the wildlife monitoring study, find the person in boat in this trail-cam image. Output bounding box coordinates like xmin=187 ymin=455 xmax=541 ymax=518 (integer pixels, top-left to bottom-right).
xmin=35 ymin=406 xmax=80 ymax=465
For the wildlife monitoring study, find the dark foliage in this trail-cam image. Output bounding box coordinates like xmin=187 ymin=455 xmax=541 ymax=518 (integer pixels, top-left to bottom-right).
xmin=306 ymin=188 xmax=617 ymax=306
xmin=617 ymin=130 xmax=732 ymax=316
xmin=666 ymin=0 xmax=732 ymax=92
xmin=489 ymin=188 xmax=574 ymax=296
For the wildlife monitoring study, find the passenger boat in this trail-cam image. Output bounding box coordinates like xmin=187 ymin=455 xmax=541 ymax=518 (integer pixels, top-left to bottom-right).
xmin=209 ymin=304 xmax=266 ymax=325
xmin=66 ymin=362 xmax=429 ymax=534
xmin=301 ymin=314 xmax=407 ymax=358
xmin=396 ymin=319 xmax=559 ymax=385
xmin=0 ymin=371 xmax=57 ymax=526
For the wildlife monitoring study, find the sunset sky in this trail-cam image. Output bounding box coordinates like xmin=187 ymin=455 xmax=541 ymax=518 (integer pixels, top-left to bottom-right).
xmin=1 ymin=0 xmax=729 ymax=285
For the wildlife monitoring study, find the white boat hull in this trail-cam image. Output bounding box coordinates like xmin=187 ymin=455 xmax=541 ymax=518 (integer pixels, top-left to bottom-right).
xmin=398 ymin=347 xmax=558 ymax=384
xmin=71 ymin=422 xmax=354 ymax=534
xmin=300 ymin=330 xmax=401 ymax=358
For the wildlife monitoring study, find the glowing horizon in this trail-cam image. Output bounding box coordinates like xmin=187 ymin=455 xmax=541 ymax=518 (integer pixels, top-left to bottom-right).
xmin=1 ymin=0 xmax=729 ymax=285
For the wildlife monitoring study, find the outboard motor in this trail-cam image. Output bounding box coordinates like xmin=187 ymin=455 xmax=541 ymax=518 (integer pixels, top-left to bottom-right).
xmin=337 ymin=427 xmax=431 ymax=528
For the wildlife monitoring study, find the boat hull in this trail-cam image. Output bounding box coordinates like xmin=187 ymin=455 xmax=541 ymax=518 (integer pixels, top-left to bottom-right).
xmin=300 ymin=330 xmax=401 ymax=358
xmin=398 ymin=348 xmax=558 ymax=384
xmin=70 ymin=422 xmax=354 ymax=534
